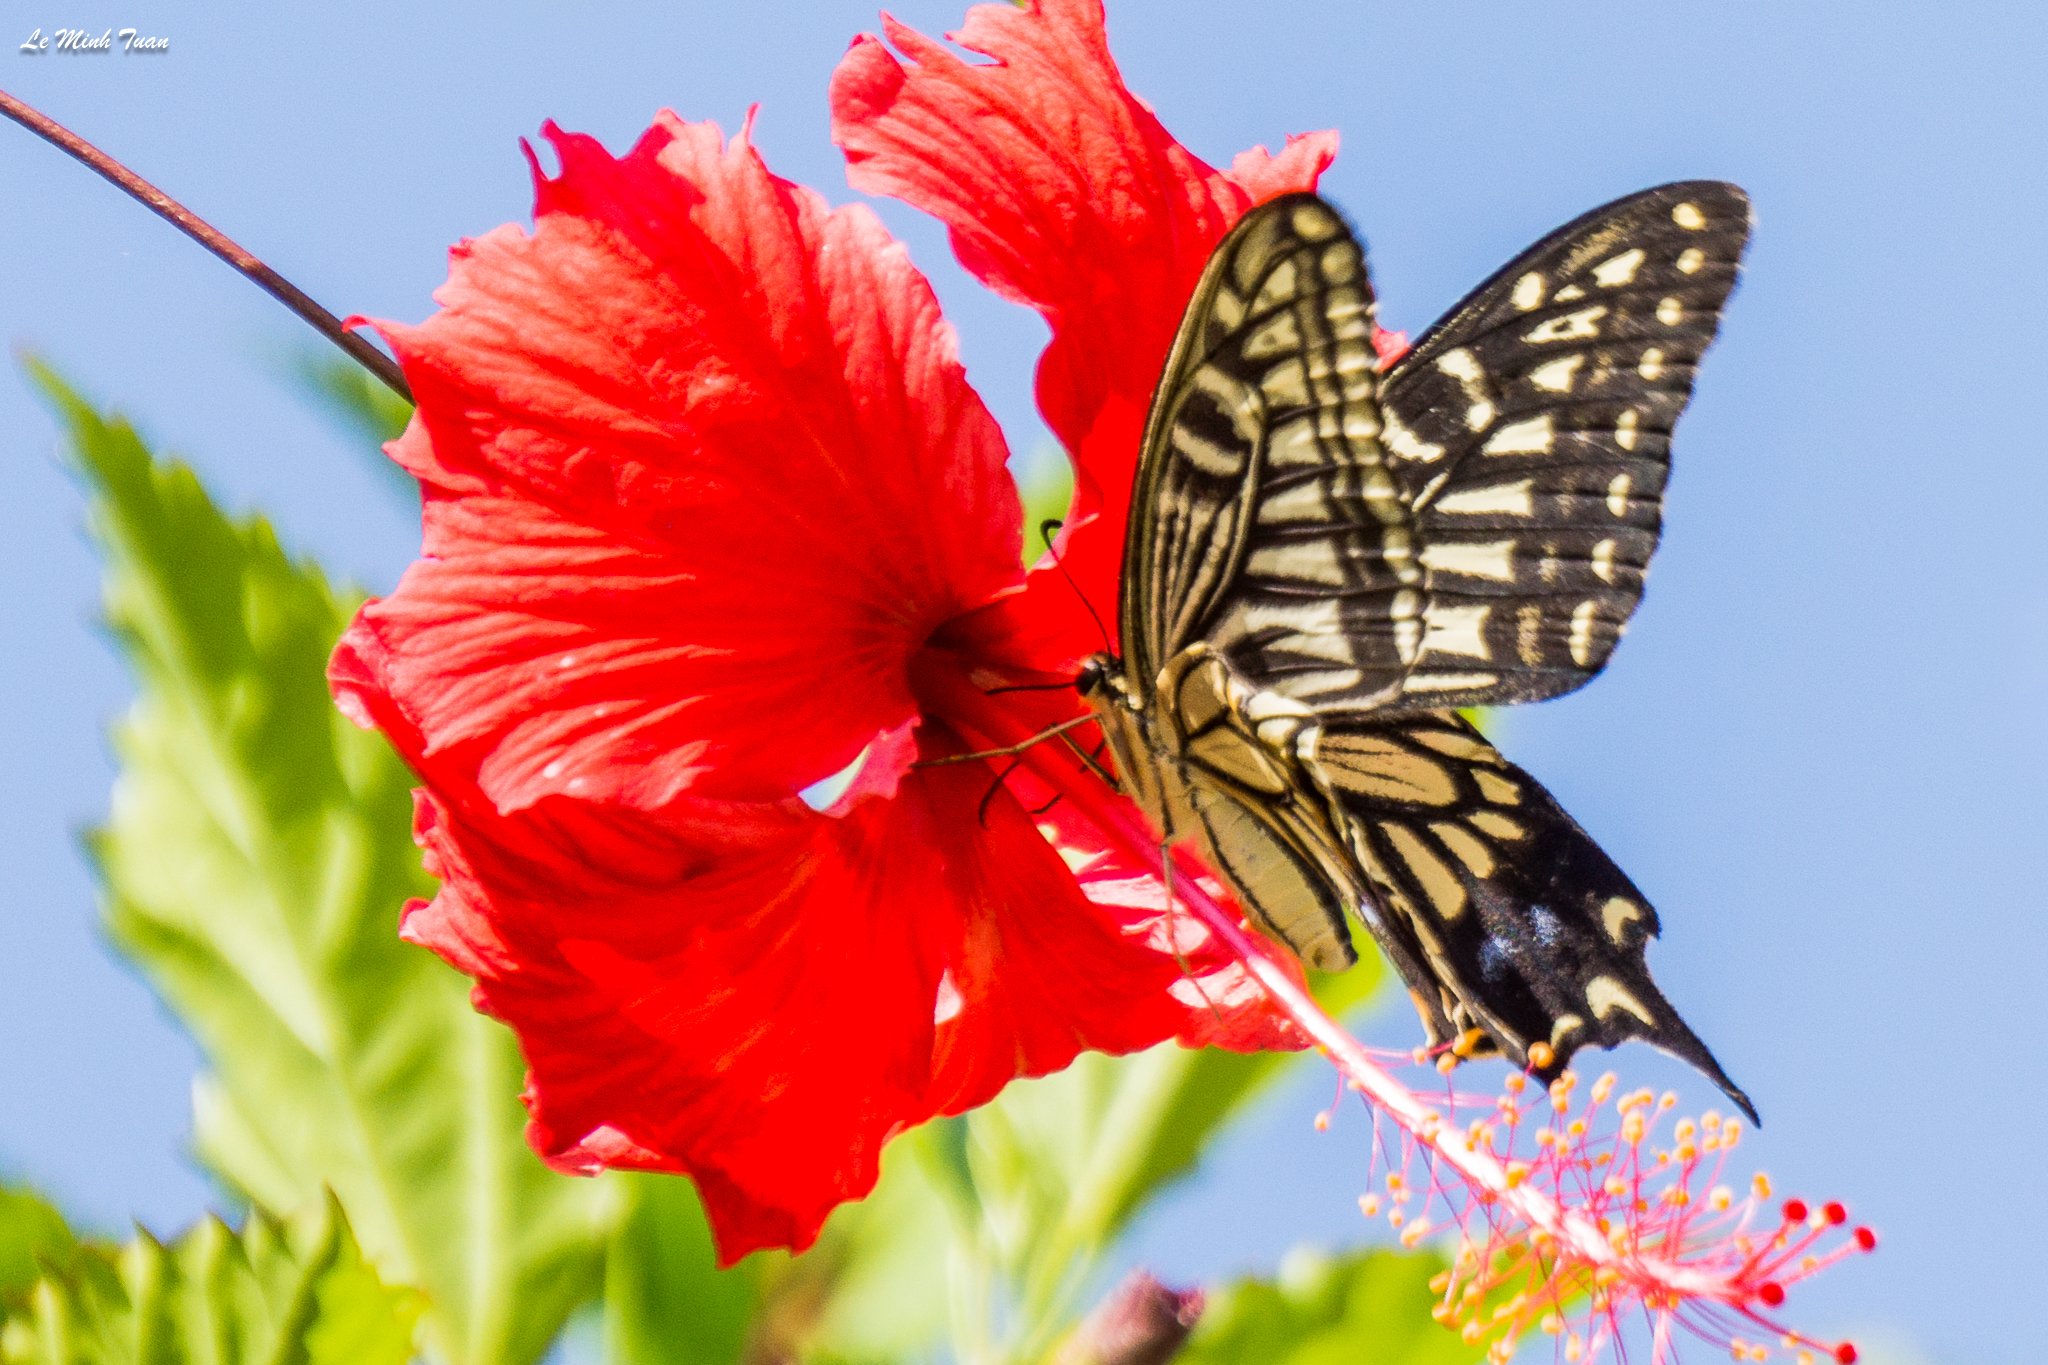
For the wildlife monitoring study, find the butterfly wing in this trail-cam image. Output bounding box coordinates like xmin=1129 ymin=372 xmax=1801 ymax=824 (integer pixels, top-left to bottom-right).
xmin=1369 ymin=182 xmax=1753 ymax=709
xmin=1307 ymin=710 xmax=1753 ymax=1118
xmin=1119 ymin=194 xmax=1412 ymax=699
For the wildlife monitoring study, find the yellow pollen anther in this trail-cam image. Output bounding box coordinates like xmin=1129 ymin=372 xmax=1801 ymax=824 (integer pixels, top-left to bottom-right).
xmin=1675 ymin=1118 xmax=1698 ymax=1143
xmin=1753 ymin=1172 xmax=1774 ymax=1200
xmin=1462 ymin=1322 xmax=1485 ymax=1345
xmin=1504 ymin=1073 xmax=1528 ymax=1094
xmin=1359 ymin=1194 xmax=1381 ymax=1217
xmin=1389 ymin=1211 xmax=1405 ymax=1228
xmin=1710 ymin=1185 xmax=1734 ymax=1211
xmin=1438 ymin=1053 xmax=1459 ymax=1075
xmin=1591 ymin=1072 xmax=1618 ymax=1104
xmin=1429 ymin=1270 xmax=1452 ymax=1293
xmin=1314 ymin=1112 xmax=1331 ymax=1132
xmin=1506 ymin=1161 xmax=1531 ymax=1188
xmin=1568 ymin=1119 xmax=1588 ymax=1137
xmin=1659 ymin=1091 xmax=1679 ymax=1111
xmin=1542 ymin=1313 xmax=1564 ymax=1335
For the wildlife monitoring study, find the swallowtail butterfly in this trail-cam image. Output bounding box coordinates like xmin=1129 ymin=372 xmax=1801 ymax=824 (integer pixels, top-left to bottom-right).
xmin=1077 ymin=183 xmax=1755 ymax=1118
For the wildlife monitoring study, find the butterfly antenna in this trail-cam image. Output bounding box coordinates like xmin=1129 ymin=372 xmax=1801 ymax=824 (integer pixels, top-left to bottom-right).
xmin=1040 ymin=519 xmax=1114 ymax=655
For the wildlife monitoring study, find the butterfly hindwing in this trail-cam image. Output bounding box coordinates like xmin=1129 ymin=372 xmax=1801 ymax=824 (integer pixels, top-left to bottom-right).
xmin=1307 ymin=711 xmax=1753 ymax=1117
xmin=1374 ymin=182 xmax=1753 ymax=709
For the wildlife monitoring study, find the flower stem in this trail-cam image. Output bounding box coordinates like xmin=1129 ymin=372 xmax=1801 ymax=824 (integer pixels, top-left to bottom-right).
xmin=0 ymin=88 xmax=412 ymax=402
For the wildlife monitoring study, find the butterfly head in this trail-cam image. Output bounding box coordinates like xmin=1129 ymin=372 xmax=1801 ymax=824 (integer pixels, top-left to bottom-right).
xmin=1074 ymin=654 xmax=1121 ymax=705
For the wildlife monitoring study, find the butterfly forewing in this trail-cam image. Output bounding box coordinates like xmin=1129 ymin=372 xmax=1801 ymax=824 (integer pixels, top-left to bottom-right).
xmin=1122 ymin=195 xmax=1417 ymax=705
xmin=1372 ymin=182 xmax=1752 ymax=710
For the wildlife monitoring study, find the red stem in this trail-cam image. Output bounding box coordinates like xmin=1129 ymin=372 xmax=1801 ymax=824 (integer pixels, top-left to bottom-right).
xmin=0 ymin=88 xmax=412 ymax=402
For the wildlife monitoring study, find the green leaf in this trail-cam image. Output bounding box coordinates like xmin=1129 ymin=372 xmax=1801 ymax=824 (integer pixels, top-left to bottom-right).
xmin=1176 ymin=1247 xmax=1474 ymax=1365
xmin=0 ymin=1196 xmax=419 ymax=1365
xmin=602 ymin=1177 xmax=762 ymax=1365
xmin=0 ymin=1189 xmax=82 ymax=1306
xmin=965 ymin=958 xmax=1387 ymax=1361
xmin=31 ymin=364 xmax=615 ymax=1365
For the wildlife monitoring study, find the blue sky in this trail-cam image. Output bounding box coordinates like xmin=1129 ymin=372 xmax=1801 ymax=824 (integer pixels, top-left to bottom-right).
xmin=2 ymin=2 xmax=2042 ymax=1360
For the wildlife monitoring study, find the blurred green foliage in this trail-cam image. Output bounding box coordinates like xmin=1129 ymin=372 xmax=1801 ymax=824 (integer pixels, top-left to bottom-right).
xmin=0 ymin=1190 xmax=82 ymax=1309
xmin=1179 ymin=1248 xmax=1473 ymax=1365
xmin=35 ymin=366 xmax=612 ymax=1365
xmin=12 ymin=368 xmax=1477 ymax=1365
xmin=0 ymin=1196 xmax=417 ymax=1365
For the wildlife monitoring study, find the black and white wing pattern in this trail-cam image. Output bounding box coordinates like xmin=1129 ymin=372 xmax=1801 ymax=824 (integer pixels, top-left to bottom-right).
xmin=1120 ymin=193 xmax=1406 ymax=693
xmin=1367 ymin=182 xmax=1752 ymax=710
xmin=1308 ymin=712 xmax=1752 ymax=1115
xmin=1101 ymin=187 xmax=1756 ymax=1115
xmin=1185 ymin=183 xmax=1751 ymax=715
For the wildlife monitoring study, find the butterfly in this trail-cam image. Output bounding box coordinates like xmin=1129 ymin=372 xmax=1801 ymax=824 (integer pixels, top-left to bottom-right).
xmin=1076 ymin=183 xmax=1757 ymax=1119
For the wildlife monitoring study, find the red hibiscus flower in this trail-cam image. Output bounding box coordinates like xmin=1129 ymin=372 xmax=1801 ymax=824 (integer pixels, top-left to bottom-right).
xmin=331 ymin=0 xmax=1339 ymax=1259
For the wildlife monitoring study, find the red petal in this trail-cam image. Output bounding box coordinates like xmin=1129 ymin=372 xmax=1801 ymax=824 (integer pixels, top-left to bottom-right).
xmin=334 ymin=114 xmax=1025 ymax=809
xmin=406 ymin=740 xmax=1280 ymax=1261
xmin=831 ymin=0 xmax=1336 ymax=634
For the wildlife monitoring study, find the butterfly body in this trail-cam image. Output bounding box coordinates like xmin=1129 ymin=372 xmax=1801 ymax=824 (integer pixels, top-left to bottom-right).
xmin=1086 ymin=184 xmax=1758 ymax=1119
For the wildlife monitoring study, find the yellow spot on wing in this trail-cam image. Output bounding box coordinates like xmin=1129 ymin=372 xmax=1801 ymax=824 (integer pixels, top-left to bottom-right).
xmin=1422 ymin=603 xmax=1494 ymax=659
xmin=1592 ymin=248 xmax=1647 ymax=287
xmin=1384 ymin=822 xmax=1469 ymax=922
xmin=1432 ymin=821 xmax=1497 ymax=878
xmin=1529 ymin=355 xmax=1585 ymax=393
xmin=1601 ymin=896 xmax=1644 ymax=942
xmin=1586 ymin=975 xmax=1657 ymax=1024
xmin=1473 ymin=769 xmax=1520 ymax=805
xmin=1419 ymin=539 xmax=1518 ymax=581
xmin=1512 ymin=271 xmax=1547 ymax=310
xmin=1467 ymin=809 xmax=1526 ymax=841
xmin=1591 ymin=537 xmax=1617 ymax=583
xmin=1525 ymin=306 xmax=1608 ymax=343
xmin=1568 ymin=599 xmax=1600 ymax=667
xmin=1672 ymin=201 xmax=1707 ymax=230
xmin=1483 ymin=413 xmax=1556 ymax=456
xmin=1319 ymin=736 xmax=1459 ymax=804
xmin=1614 ymin=409 xmax=1640 ymax=452
xmin=1433 ymin=479 xmax=1535 ymax=517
